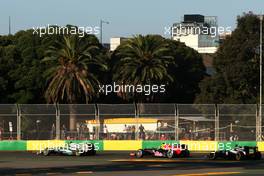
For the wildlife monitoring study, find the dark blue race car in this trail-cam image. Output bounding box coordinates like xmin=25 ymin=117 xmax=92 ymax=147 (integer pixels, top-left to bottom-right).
xmin=208 ymin=146 xmax=262 ymax=161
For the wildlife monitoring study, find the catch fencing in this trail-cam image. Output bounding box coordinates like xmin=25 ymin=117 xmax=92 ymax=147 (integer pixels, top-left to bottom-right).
xmin=0 ymin=104 xmax=262 ymax=141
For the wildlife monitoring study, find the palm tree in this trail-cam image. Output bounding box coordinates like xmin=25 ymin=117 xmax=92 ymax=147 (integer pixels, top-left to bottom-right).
xmin=42 ymin=35 xmax=107 ymax=130
xmin=112 ymin=35 xmax=174 ymax=102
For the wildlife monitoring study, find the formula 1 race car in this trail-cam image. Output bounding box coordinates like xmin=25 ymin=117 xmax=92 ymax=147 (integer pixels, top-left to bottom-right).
xmin=208 ymin=146 xmax=262 ymax=161
xmin=38 ymin=142 xmax=96 ymax=156
xmin=131 ymin=143 xmax=190 ymax=159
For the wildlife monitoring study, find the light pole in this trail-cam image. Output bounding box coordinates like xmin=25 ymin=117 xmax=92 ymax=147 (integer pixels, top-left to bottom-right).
xmin=259 ymin=14 xmax=263 ymax=141
xmin=100 ymin=20 xmax=109 ymax=44
xmin=8 ymin=16 xmax=11 ymax=35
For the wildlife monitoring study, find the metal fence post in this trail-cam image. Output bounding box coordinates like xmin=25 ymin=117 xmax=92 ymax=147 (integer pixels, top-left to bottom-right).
xmin=16 ymin=104 xmax=21 ymax=140
xmin=214 ymin=104 xmax=219 ymax=141
xmin=174 ymin=104 xmax=179 ymax=141
xmin=256 ymin=104 xmax=258 ymax=141
xmin=95 ymin=104 xmax=99 ymax=140
xmin=55 ymin=104 xmax=60 ymax=140
xmin=135 ymin=103 xmax=139 ymax=140
xmin=256 ymin=104 xmax=261 ymax=141
xmin=260 ymin=104 xmax=263 ymax=141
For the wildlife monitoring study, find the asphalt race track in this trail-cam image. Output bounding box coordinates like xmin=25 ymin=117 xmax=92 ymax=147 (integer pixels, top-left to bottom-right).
xmin=0 ymin=152 xmax=264 ymax=175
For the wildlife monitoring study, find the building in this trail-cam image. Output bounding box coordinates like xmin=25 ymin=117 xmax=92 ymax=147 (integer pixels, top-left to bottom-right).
xmin=102 ymin=43 xmax=110 ymax=50
xmin=219 ymin=31 xmax=232 ymax=44
xmin=110 ymin=37 xmax=128 ymax=51
xmin=172 ymin=14 xmax=219 ymax=54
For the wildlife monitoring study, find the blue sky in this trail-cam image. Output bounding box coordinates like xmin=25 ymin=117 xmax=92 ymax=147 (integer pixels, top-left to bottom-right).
xmin=0 ymin=0 xmax=263 ymax=42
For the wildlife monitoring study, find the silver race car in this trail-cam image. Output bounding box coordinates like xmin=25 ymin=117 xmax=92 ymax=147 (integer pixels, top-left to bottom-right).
xmin=38 ymin=142 xmax=96 ymax=156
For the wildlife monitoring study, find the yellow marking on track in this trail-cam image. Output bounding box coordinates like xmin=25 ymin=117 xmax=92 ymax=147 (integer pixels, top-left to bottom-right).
xmin=148 ymin=164 xmax=162 ymax=167
xmin=76 ymin=171 xmax=93 ymax=174
xmin=173 ymin=172 xmax=241 ymax=176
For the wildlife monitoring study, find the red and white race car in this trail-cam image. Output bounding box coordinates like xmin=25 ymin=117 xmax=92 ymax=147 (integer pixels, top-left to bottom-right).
xmin=130 ymin=143 xmax=190 ymax=159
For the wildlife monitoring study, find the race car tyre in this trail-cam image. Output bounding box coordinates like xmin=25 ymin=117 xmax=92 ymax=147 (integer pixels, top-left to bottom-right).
xmin=255 ymin=152 xmax=262 ymax=160
xmin=136 ymin=149 xmax=143 ymax=158
xmin=208 ymin=152 xmax=217 ymax=160
xmin=88 ymin=144 xmax=96 ymax=156
xmin=167 ymin=150 xmax=174 ymax=159
xmin=184 ymin=150 xmax=190 ymax=157
xmin=43 ymin=148 xmax=50 ymax=156
xmin=235 ymin=152 xmax=242 ymax=161
xmin=88 ymin=149 xmax=96 ymax=156
xmin=75 ymin=149 xmax=82 ymax=157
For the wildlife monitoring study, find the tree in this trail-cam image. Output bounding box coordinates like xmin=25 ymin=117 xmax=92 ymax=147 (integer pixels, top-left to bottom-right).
xmin=111 ymin=35 xmax=206 ymax=103
xmin=112 ymin=35 xmax=174 ymax=102
xmin=162 ymin=39 xmax=205 ymax=103
xmin=196 ymin=12 xmax=262 ymax=104
xmin=42 ymin=34 xmax=107 ymax=130
xmin=0 ymin=36 xmax=16 ymax=103
xmin=4 ymin=30 xmax=50 ymax=104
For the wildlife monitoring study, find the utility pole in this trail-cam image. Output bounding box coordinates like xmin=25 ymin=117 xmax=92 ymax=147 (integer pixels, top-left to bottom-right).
xmin=100 ymin=20 xmax=109 ymax=44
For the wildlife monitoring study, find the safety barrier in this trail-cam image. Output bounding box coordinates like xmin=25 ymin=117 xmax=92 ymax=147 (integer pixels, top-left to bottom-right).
xmin=0 ymin=140 xmax=261 ymax=152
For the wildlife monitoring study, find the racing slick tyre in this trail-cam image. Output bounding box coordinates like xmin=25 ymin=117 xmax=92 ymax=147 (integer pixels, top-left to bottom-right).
xmin=88 ymin=149 xmax=96 ymax=156
xmin=43 ymin=148 xmax=50 ymax=156
xmin=89 ymin=144 xmax=96 ymax=156
xmin=208 ymin=152 xmax=217 ymax=160
xmin=75 ymin=149 xmax=82 ymax=157
xmin=184 ymin=150 xmax=190 ymax=157
xmin=136 ymin=149 xmax=144 ymax=158
xmin=234 ymin=152 xmax=242 ymax=161
xmin=167 ymin=150 xmax=174 ymax=159
xmin=255 ymin=152 xmax=262 ymax=160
